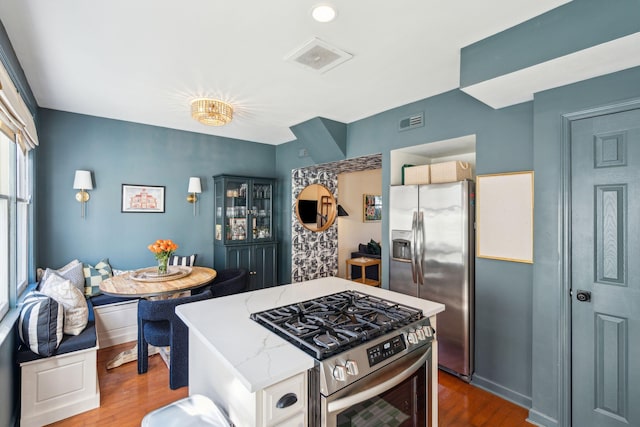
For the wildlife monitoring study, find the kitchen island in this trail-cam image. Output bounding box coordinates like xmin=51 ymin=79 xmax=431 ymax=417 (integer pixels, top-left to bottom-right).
xmin=177 ymin=277 xmax=444 ymax=426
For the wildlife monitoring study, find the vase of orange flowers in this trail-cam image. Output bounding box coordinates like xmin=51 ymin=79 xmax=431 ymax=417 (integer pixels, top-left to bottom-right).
xmin=148 ymin=239 xmax=178 ymax=275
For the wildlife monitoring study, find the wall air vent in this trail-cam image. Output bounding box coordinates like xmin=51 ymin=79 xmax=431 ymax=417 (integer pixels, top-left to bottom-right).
xmin=285 ymin=38 xmax=353 ymax=74
xmin=399 ymin=112 xmax=424 ymax=132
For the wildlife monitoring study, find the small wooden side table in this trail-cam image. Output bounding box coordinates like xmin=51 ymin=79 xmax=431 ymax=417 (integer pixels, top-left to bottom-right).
xmin=346 ymin=257 xmax=381 ymax=287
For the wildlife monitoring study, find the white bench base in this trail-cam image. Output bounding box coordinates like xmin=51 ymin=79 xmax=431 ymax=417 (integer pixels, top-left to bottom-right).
xmin=20 ymin=345 xmax=100 ymax=427
xmin=94 ymin=299 xmax=138 ymax=348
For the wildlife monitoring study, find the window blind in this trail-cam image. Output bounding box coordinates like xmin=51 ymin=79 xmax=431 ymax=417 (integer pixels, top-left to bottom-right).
xmin=0 ymin=61 xmax=38 ymax=153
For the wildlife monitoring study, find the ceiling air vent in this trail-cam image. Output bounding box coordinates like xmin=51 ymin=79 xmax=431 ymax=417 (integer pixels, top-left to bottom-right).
xmin=285 ymin=38 xmax=353 ymax=74
xmin=398 ymin=112 xmax=424 ymax=132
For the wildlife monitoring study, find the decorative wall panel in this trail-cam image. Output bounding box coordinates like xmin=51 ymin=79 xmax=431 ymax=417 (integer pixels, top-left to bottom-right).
xmin=291 ymin=169 xmax=338 ymax=282
xmin=291 ymin=154 xmax=382 ymax=283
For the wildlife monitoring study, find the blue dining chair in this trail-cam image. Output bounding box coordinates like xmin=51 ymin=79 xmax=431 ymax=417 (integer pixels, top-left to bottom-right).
xmin=137 ymin=289 xmax=213 ymax=389
xmin=209 ymin=268 xmax=249 ymax=297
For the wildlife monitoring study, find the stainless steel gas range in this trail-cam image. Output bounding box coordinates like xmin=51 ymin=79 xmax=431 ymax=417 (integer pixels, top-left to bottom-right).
xmin=251 ymin=290 xmax=435 ymax=427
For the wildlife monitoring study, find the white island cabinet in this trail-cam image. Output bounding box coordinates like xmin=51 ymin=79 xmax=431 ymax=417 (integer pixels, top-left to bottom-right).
xmin=176 ymin=277 xmax=445 ymax=427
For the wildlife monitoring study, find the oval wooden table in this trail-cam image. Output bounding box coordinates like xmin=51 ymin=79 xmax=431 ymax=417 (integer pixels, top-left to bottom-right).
xmin=100 ymin=266 xmax=217 ymax=298
xmin=99 ymin=266 xmax=217 ymax=369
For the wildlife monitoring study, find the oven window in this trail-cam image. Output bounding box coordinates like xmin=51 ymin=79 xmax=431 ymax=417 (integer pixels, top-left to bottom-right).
xmin=336 ymin=364 xmax=426 ymax=427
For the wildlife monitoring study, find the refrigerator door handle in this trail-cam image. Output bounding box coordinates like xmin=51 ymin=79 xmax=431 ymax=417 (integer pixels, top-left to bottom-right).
xmin=416 ymin=211 xmax=425 ymax=285
xmin=411 ymin=211 xmax=418 ymax=284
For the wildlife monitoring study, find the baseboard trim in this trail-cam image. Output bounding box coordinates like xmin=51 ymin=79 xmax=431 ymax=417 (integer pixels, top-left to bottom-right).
xmin=527 ymin=408 xmax=559 ymax=427
xmin=20 ymin=393 xmax=100 ymax=427
xmin=471 ymin=374 xmax=532 ymax=409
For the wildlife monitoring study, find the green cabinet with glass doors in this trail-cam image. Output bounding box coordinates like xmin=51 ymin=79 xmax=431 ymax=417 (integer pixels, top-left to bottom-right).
xmin=213 ymin=175 xmax=277 ymax=290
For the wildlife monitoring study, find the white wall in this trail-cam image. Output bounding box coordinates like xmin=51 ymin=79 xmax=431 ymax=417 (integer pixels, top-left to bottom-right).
xmin=337 ymin=169 xmax=382 ymax=278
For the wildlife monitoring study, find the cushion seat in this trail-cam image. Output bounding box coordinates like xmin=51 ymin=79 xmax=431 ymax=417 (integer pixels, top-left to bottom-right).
xmin=143 ymin=320 xmax=170 ymax=343
xmin=90 ymin=293 xmax=138 ymax=307
xmin=17 ymin=320 xmax=96 ymax=364
xmin=17 ymin=299 xmax=96 ymax=364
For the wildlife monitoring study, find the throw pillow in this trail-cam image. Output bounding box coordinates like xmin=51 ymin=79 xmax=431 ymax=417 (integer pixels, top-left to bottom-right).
xmin=18 ymin=291 xmax=64 ymax=357
xmin=40 ymin=272 xmax=89 ymax=336
xmin=36 ymin=259 xmax=81 ymax=283
xmin=168 ymin=254 xmax=197 ymax=267
xmin=41 ymin=260 xmax=85 ymax=294
xmin=368 ymin=239 xmax=381 ymax=255
xmin=83 ymin=258 xmax=113 ymax=297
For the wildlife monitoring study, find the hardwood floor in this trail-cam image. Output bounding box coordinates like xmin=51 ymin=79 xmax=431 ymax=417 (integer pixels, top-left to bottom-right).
xmin=47 ymin=342 xmax=532 ymax=426
xmin=438 ymin=371 xmax=532 ymax=427
xmin=47 ymin=343 xmax=188 ymax=427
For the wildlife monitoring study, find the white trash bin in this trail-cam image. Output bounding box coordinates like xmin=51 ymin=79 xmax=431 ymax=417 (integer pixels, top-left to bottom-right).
xmin=141 ymin=394 xmax=230 ymax=427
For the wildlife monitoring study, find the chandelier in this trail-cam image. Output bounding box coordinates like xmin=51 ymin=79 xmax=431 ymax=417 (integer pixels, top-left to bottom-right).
xmin=190 ymin=98 xmax=233 ymax=126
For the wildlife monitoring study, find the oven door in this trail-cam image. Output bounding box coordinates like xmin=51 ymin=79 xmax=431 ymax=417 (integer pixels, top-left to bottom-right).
xmin=321 ymin=346 xmax=431 ymax=427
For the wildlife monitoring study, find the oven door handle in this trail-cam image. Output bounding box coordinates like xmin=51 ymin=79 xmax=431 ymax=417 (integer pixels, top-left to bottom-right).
xmin=326 ymin=348 xmax=431 ymax=414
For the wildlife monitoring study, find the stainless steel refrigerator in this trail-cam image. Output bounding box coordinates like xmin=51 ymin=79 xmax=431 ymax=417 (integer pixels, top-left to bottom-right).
xmin=389 ymin=180 xmax=474 ymax=381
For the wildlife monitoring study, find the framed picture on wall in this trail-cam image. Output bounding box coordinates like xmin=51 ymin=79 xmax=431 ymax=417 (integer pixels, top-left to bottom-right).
xmin=363 ymin=194 xmax=382 ymax=222
xmin=476 ymin=171 xmax=534 ymax=263
xmin=121 ymin=184 xmax=165 ymax=213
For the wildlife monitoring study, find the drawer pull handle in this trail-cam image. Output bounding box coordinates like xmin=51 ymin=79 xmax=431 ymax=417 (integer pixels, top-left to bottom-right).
xmin=276 ymin=393 xmax=298 ymax=409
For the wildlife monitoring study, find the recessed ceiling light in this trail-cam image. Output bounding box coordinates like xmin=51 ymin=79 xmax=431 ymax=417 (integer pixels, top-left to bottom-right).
xmin=311 ymin=4 xmax=337 ymax=23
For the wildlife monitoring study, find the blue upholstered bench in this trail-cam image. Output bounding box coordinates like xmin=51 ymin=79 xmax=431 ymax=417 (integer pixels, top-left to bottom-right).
xmin=16 ymin=298 xmax=97 ymax=363
xmin=90 ymin=293 xmax=138 ymax=307
xmin=89 ymin=293 xmax=140 ymax=348
xmin=17 ymin=293 xmax=101 ymax=427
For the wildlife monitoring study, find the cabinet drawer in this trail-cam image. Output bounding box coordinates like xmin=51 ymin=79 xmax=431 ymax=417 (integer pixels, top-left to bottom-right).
xmin=269 ymin=412 xmax=305 ymax=427
xmin=261 ymin=373 xmax=306 ymax=426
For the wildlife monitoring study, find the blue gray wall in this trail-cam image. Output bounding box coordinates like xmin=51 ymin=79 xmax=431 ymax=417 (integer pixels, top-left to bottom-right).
xmin=3 ymin=2 xmax=640 ymax=426
xmin=461 ymin=0 xmax=640 ymax=88
xmin=36 ymin=109 xmax=276 ymax=270
xmin=276 ymin=90 xmax=534 ymax=405
xmin=351 ymin=91 xmax=535 ymax=404
xmin=274 ymin=140 xmax=315 ymax=282
xmin=530 ymin=65 xmax=640 ymax=427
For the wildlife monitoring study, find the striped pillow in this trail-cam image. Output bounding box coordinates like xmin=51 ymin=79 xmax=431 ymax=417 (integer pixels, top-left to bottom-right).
xmin=168 ymin=254 xmax=196 ymax=267
xmin=18 ymin=291 xmax=64 ymax=357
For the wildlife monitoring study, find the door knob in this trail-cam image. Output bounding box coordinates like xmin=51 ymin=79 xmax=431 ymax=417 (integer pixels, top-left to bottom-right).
xmin=576 ymin=290 xmax=591 ymax=302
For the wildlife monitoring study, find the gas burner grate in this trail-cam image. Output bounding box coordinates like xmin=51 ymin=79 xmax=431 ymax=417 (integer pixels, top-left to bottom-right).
xmin=250 ymin=290 xmax=423 ymax=360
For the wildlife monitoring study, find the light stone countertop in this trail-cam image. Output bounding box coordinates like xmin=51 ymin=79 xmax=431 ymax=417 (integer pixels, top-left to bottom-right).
xmin=176 ymin=276 xmax=445 ymax=393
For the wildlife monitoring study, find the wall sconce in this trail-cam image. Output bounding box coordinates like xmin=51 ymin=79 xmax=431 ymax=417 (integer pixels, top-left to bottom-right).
xmin=337 ymin=204 xmax=349 ymax=217
xmin=73 ymin=170 xmax=93 ymax=219
xmin=187 ymin=177 xmax=202 ymax=216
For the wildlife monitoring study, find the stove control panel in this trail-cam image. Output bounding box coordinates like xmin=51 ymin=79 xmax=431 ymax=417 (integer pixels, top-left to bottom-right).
xmin=332 ymin=360 xmax=360 ymax=381
xmin=367 ymin=334 xmax=407 ymax=367
xmin=318 ymin=318 xmax=434 ymax=396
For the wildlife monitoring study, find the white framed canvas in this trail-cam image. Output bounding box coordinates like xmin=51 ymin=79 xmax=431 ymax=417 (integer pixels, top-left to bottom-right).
xmin=121 ymin=184 xmax=165 ymax=213
xmin=476 ymin=171 xmax=533 ymax=263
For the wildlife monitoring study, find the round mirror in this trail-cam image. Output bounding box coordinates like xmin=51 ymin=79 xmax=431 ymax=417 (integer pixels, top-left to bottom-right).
xmin=295 ymin=184 xmax=337 ymax=232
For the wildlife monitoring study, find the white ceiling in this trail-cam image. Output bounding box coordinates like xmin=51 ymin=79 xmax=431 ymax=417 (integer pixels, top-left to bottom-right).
xmin=0 ymin=0 xmax=570 ymax=145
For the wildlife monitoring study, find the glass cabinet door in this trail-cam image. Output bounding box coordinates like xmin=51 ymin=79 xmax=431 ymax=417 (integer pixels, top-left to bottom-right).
xmin=250 ymin=180 xmax=273 ymax=241
xmin=225 ymin=178 xmax=249 ymax=242
xmin=214 ymin=175 xmax=275 ymax=245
